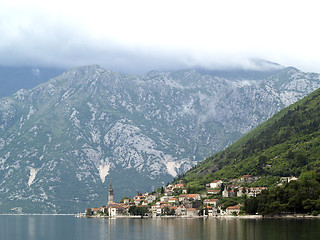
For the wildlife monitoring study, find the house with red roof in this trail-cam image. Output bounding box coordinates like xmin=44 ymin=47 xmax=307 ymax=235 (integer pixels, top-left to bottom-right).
xmin=186 ymin=208 xmax=200 ymax=217
xmin=168 ymin=197 xmax=179 ymax=204
xmin=179 ymin=194 xmax=201 ymax=202
xmin=209 ymin=180 xmax=223 ymax=189
xmin=134 ymin=195 xmax=145 ymax=205
xmin=226 ymin=205 xmax=241 ymax=215
xmin=176 ymin=206 xmax=187 ymax=216
xmin=146 ymin=195 xmax=156 ymax=203
xmin=207 ymin=189 xmax=220 ymax=195
xmin=203 ymin=206 xmax=218 ymax=217
xmin=108 ymin=203 xmax=129 ymax=216
xmin=240 ymin=175 xmax=259 ymax=182
xmin=174 ymin=183 xmax=184 ymax=189
xmin=160 ymin=196 xmax=170 ymax=202
xmin=86 ymin=207 xmax=104 ymax=215
xmin=203 ymin=199 xmax=219 ymax=207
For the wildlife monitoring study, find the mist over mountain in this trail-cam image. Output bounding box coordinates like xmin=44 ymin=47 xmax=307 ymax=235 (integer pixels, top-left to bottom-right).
xmin=0 ymin=64 xmax=320 ymax=213
xmin=0 ymin=66 xmax=65 ymax=98
xmin=195 ymin=59 xmax=284 ymax=80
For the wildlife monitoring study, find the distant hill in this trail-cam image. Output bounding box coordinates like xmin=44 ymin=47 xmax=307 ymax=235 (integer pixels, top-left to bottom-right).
xmin=181 ymin=85 xmax=320 ymax=192
xmin=0 ymin=66 xmax=65 ymax=98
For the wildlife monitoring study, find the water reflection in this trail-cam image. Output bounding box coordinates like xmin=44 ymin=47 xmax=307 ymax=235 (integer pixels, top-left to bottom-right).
xmin=27 ymin=216 xmax=36 ymax=239
xmin=1 ymin=216 xmax=320 ymax=240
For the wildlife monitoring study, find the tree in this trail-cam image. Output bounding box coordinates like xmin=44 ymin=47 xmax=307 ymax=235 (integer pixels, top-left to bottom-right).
xmin=259 ymin=155 xmax=268 ymax=166
xmin=192 ymin=200 xmax=202 ymax=208
xmin=244 ymin=198 xmax=258 ymax=214
xmin=85 ymin=208 xmax=92 ymax=216
xmin=129 ymin=206 xmax=149 ymax=217
xmin=221 ymin=183 xmax=225 ymax=192
xmin=295 ymin=152 xmax=307 ymax=167
xmin=173 ymin=188 xmax=182 ymax=195
xmin=162 ymin=206 xmax=170 ymax=215
xmin=257 ymin=155 xmax=268 ymax=174
xmin=169 ymin=208 xmax=176 ymax=215
xmin=232 ymin=211 xmax=238 ymax=216
xmin=286 ymin=150 xmax=295 ymax=160
xmin=120 ymin=196 xmax=131 ymax=203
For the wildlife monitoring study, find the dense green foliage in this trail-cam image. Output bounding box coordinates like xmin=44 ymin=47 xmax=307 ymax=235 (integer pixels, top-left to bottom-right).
xmin=244 ymin=171 xmax=320 ymax=215
xmin=178 ymin=87 xmax=320 ymax=193
xmin=128 ymin=206 xmax=149 ymax=216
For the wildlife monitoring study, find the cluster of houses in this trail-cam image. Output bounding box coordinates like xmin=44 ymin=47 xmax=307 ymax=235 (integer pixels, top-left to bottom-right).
xmin=206 ymin=175 xmax=267 ymax=198
xmin=85 ymin=174 xmax=274 ymax=218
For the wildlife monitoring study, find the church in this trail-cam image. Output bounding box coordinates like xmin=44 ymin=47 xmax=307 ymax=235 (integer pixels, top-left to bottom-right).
xmin=85 ymin=182 xmax=129 ymax=217
xmin=106 ymin=182 xmax=129 ymax=217
xmin=108 ymin=182 xmax=114 ymax=204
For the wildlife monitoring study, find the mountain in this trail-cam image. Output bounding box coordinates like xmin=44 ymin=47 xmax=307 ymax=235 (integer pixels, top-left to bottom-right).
xmin=181 ymin=82 xmax=320 ymax=192
xmin=0 ymin=66 xmax=65 ymax=98
xmin=0 ymin=64 xmax=320 ymax=213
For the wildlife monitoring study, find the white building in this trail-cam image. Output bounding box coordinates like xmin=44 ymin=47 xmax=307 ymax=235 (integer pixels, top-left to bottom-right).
xmin=209 ymin=180 xmax=223 ymax=189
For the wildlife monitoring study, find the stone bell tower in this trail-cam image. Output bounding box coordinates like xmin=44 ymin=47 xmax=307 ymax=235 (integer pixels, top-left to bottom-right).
xmin=108 ymin=182 xmax=114 ymax=204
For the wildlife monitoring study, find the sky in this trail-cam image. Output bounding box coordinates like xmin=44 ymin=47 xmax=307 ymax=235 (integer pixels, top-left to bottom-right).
xmin=1 ymin=0 xmax=320 ymax=74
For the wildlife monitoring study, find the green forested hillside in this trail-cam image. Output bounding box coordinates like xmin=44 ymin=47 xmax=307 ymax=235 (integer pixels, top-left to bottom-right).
xmin=179 ymin=87 xmax=320 ymax=192
xmin=245 ymin=171 xmax=320 ymax=215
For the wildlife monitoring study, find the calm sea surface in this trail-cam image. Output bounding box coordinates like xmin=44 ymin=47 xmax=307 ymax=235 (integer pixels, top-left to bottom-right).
xmin=1 ymin=215 xmax=320 ymax=240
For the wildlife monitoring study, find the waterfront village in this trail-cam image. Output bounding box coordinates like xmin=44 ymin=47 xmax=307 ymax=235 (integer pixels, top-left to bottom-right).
xmin=84 ymin=175 xmax=298 ymax=218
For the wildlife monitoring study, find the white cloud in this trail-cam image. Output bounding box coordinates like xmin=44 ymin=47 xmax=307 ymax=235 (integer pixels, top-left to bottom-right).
xmin=0 ymin=0 xmax=320 ymax=73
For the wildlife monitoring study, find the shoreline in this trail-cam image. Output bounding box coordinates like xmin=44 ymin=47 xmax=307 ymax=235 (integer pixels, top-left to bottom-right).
xmin=2 ymin=213 xmax=320 ymax=219
xmin=0 ymin=214 xmax=76 ymax=216
xmin=78 ymin=214 xmax=320 ymax=219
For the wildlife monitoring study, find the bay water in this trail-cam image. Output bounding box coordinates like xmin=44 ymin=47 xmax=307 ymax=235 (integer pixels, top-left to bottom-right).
xmin=1 ymin=215 xmax=320 ymax=240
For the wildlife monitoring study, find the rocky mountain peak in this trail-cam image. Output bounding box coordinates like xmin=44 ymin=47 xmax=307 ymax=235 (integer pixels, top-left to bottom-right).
xmin=0 ymin=65 xmax=320 ymax=213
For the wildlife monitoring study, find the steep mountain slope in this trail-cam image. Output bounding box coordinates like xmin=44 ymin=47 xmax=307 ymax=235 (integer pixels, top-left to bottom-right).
xmin=0 ymin=66 xmax=65 ymax=98
xmin=0 ymin=65 xmax=320 ymax=213
xmin=182 ymin=85 xmax=320 ymax=191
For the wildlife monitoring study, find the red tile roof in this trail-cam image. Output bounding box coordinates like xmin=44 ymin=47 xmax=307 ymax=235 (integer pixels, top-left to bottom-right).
xmin=175 ymin=184 xmax=184 ymax=188
xmin=169 ymin=197 xmax=178 ymax=201
xmin=160 ymin=203 xmax=172 ymax=208
xmin=208 ymin=189 xmax=220 ymax=192
xmin=185 ymin=194 xmax=200 ymax=198
xmin=187 ymin=208 xmax=196 ymax=211
xmin=204 ymin=199 xmax=218 ymax=202
xmin=211 ymin=180 xmax=221 ymax=183
xmin=242 ymin=175 xmax=252 ymax=178
xmin=226 ymin=205 xmax=241 ymax=210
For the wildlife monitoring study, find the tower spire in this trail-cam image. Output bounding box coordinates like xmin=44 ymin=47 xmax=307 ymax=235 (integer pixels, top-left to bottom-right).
xmin=108 ymin=180 xmax=114 ymax=204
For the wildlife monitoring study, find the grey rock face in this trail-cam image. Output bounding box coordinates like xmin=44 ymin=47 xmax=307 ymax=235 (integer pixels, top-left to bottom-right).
xmin=0 ymin=65 xmax=319 ymax=213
